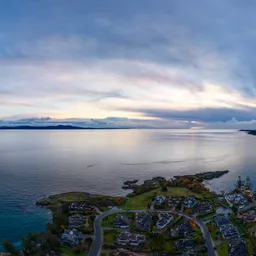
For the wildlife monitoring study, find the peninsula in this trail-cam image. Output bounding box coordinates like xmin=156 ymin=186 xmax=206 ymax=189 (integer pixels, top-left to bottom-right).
xmin=3 ymin=171 xmax=256 ymax=256
xmin=240 ymin=129 xmax=256 ymax=136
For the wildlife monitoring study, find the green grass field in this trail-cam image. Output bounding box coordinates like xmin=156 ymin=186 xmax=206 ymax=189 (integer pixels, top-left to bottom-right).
xmin=60 ymin=247 xmax=87 ymax=256
xmin=104 ymin=230 xmax=119 ymax=243
xmin=216 ymin=243 xmax=229 ymax=256
xmin=124 ymin=187 xmax=203 ymax=210
xmin=245 ymin=238 xmax=256 ymax=255
xmin=102 ymin=214 xmax=116 ymax=227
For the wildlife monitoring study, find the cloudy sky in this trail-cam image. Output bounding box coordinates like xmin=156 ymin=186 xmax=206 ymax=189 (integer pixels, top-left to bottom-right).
xmin=1 ymin=0 xmax=256 ymax=128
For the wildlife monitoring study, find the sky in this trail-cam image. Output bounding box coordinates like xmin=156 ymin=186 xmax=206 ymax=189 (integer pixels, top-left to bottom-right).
xmin=1 ymin=0 xmax=256 ymax=129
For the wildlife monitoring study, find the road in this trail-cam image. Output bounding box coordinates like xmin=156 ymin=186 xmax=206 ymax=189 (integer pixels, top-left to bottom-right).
xmin=89 ymin=208 xmax=218 ymax=256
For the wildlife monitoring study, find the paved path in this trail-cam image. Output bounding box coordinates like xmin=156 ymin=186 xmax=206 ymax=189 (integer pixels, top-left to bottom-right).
xmin=89 ymin=208 xmax=218 ymax=256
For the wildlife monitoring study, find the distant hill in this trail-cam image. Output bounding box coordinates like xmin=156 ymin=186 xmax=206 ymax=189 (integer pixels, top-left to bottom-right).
xmin=239 ymin=129 xmax=256 ymax=135
xmin=0 ymin=125 xmax=123 ymax=130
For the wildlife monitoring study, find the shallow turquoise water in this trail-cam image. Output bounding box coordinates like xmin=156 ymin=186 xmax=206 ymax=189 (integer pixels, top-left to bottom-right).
xmin=1 ymin=129 xmax=256 ymax=251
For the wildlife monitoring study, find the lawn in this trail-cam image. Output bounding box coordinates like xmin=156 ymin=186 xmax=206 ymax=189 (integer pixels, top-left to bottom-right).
xmin=163 ymin=240 xmax=177 ymax=254
xmin=60 ymin=247 xmax=87 ymax=256
xmin=104 ymin=230 xmax=119 ymax=244
xmin=149 ymin=234 xmax=178 ymax=254
xmin=216 ymin=242 xmax=229 ymax=256
xmin=207 ymin=222 xmax=220 ymax=241
xmin=102 ymin=214 xmax=116 ymax=227
xmin=245 ymin=238 xmax=256 ymax=255
xmin=124 ymin=187 xmax=202 ymax=210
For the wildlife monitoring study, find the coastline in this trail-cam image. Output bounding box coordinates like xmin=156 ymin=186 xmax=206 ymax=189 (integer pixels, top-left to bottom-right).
xmin=0 ymin=170 xmax=230 ymax=253
xmin=4 ymin=170 xmax=256 ymax=255
xmin=37 ymin=170 xmax=229 ymax=212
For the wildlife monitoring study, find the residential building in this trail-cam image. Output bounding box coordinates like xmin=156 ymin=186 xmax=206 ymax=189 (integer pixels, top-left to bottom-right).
xmin=171 ymin=222 xmax=192 ymax=237
xmin=113 ymin=250 xmax=147 ymax=256
xmin=114 ymin=214 xmax=130 ymax=229
xmin=228 ymin=239 xmax=248 ymax=256
xmin=226 ymin=194 xmax=248 ymax=206
xmin=196 ymin=202 xmax=212 ymax=213
xmin=242 ymin=213 xmax=256 ymax=223
xmin=176 ymin=238 xmax=195 ymax=251
xmin=156 ymin=213 xmax=173 ymax=230
xmin=69 ymin=202 xmax=93 ymax=212
xmin=215 ymin=215 xmax=231 ymax=227
xmin=69 ymin=214 xmax=87 ymax=229
xmin=184 ymin=197 xmax=197 ymax=208
xmin=116 ymin=232 xmax=146 ymax=248
xmin=220 ymin=224 xmax=240 ymax=239
xmin=168 ymin=196 xmax=184 ymax=206
xmin=154 ymin=195 xmax=166 ymax=206
xmin=136 ymin=212 xmax=152 ymax=231
xmin=61 ymin=229 xmax=84 ymax=246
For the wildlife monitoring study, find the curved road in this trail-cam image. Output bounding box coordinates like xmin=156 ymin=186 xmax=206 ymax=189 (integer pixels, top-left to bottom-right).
xmin=89 ymin=208 xmax=217 ymax=256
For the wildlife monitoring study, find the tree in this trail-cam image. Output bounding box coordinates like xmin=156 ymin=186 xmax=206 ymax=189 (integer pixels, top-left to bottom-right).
xmin=47 ymin=222 xmax=61 ymax=236
xmin=52 ymin=212 xmax=68 ymax=227
xmin=40 ymin=232 xmax=60 ymax=252
xmin=235 ymin=176 xmax=244 ymax=189
xmin=245 ymin=176 xmax=253 ymax=190
xmin=2 ymin=240 xmax=19 ymax=256
xmin=161 ymin=186 xmax=168 ymax=192
xmin=22 ymin=235 xmax=39 ymax=256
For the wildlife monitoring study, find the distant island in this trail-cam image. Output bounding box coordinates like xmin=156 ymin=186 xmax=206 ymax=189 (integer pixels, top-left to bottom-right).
xmin=240 ymin=129 xmax=256 ymax=135
xmin=0 ymin=125 xmax=128 ymax=130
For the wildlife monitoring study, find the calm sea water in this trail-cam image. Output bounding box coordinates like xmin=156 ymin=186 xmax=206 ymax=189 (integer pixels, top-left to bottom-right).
xmin=1 ymin=129 xmax=256 ymax=250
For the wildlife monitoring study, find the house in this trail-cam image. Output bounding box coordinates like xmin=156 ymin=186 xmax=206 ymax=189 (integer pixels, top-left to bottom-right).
xmin=184 ymin=197 xmax=197 ymax=208
xmin=182 ymin=253 xmax=196 ymax=256
xmin=176 ymin=238 xmax=195 ymax=251
xmin=215 ymin=215 xmax=240 ymax=240
xmin=114 ymin=214 xmax=130 ymax=229
xmin=42 ymin=252 xmax=61 ymax=256
xmin=61 ymin=229 xmax=85 ymax=246
xmin=242 ymin=213 xmax=256 ymax=223
xmin=215 ymin=215 xmax=231 ymax=227
xmin=168 ymin=196 xmax=184 ymax=206
xmin=113 ymin=250 xmax=147 ymax=256
xmin=220 ymin=224 xmax=240 ymax=240
xmin=156 ymin=213 xmax=173 ymax=230
xmin=226 ymin=194 xmax=248 ymax=206
xmin=154 ymin=195 xmax=166 ymax=206
xmin=228 ymin=240 xmax=248 ymax=256
xmin=69 ymin=202 xmax=93 ymax=212
xmin=116 ymin=232 xmax=146 ymax=248
xmin=136 ymin=212 xmax=152 ymax=231
xmin=196 ymin=202 xmax=212 ymax=213
xmin=69 ymin=214 xmax=87 ymax=229
xmin=171 ymin=222 xmax=192 ymax=237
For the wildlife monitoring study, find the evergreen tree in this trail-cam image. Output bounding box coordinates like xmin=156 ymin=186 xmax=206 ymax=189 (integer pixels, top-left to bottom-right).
xmin=245 ymin=176 xmax=253 ymax=190
xmin=2 ymin=240 xmax=19 ymax=256
xmin=236 ymin=176 xmax=244 ymax=189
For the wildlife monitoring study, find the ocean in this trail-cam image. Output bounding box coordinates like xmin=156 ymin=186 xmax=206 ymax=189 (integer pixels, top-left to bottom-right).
xmin=0 ymin=129 xmax=256 ymax=250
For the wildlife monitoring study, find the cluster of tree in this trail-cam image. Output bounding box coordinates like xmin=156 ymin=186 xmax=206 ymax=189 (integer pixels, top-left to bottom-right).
xmin=2 ymin=231 xmax=60 ymax=256
xmin=2 ymin=212 xmax=68 ymax=255
xmin=235 ymin=176 xmax=253 ymax=190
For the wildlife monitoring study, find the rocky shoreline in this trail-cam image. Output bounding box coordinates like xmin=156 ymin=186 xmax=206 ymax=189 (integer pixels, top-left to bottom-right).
xmin=174 ymin=170 xmax=229 ymax=182
xmin=36 ymin=171 xmax=229 ymax=210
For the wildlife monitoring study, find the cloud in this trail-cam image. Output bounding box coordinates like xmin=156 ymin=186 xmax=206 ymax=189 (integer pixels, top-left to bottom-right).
xmin=124 ymin=107 xmax=256 ymax=123
xmin=1 ymin=1 xmax=256 ymax=127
